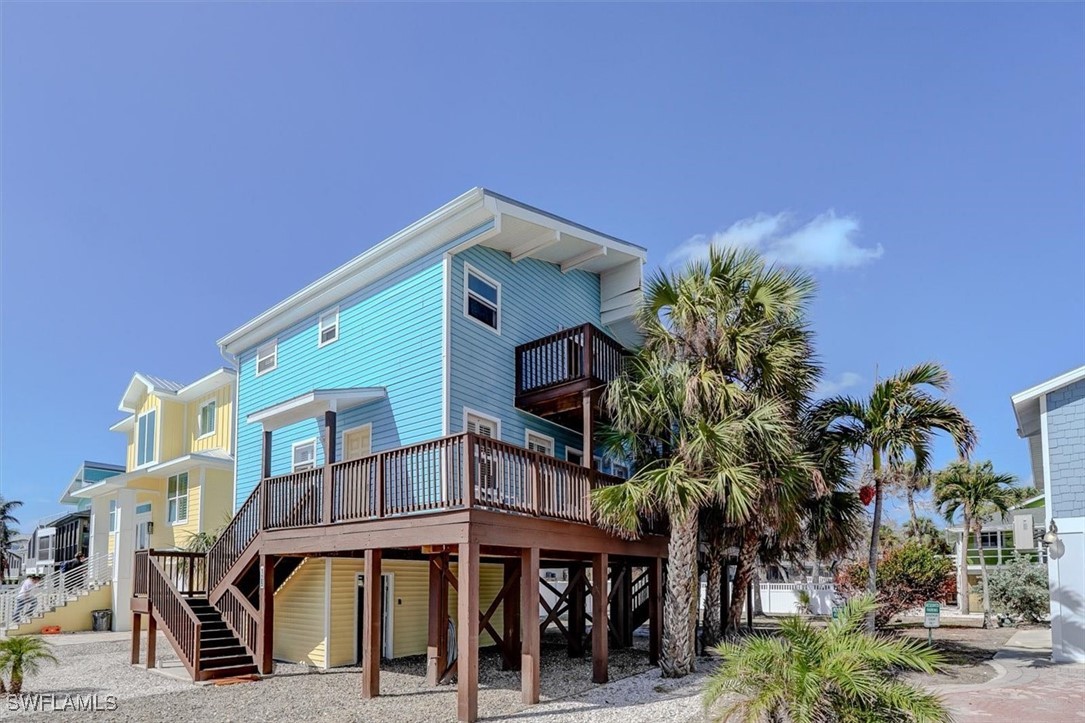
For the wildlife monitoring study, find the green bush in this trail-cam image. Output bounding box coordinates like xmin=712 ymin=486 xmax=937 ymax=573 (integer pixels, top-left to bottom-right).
xmin=988 ymin=553 xmax=1049 ymax=624
xmin=837 ymin=541 xmax=955 ymax=627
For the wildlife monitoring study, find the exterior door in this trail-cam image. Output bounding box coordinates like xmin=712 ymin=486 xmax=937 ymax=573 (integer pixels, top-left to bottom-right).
xmin=134 ymin=504 xmax=152 ymax=551
xmin=343 ymin=426 xmax=372 ymax=461
xmin=356 ymin=573 xmax=393 ymax=662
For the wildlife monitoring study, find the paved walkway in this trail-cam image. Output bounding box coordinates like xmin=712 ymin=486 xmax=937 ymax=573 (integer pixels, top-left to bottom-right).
xmin=933 ymin=628 xmax=1085 ymax=720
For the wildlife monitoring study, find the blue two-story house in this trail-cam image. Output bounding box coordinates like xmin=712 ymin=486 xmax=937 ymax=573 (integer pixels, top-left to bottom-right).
xmin=128 ymin=189 xmax=667 ymax=722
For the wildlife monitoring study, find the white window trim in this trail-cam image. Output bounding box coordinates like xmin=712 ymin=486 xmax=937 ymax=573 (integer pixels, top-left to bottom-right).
xmin=136 ymin=409 xmax=158 ymax=468
xmin=463 ymin=263 xmax=501 ymax=335
xmin=525 ymin=430 xmax=555 ymax=456
xmin=565 ymin=447 xmax=583 ymax=464
xmin=341 ymin=423 xmax=374 ymax=461
xmin=255 ymin=340 xmax=278 ymax=377
xmin=108 ymin=500 xmax=118 ymax=533
xmin=196 ymin=399 xmax=217 ymax=439
xmin=167 ymin=472 xmax=190 ymax=526
xmin=291 ymin=438 xmax=318 ymax=472
xmin=318 ymin=307 xmax=340 ymax=348
xmin=354 ymin=572 xmax=395 ymax=661
xmin=463 ymin=407 xmax=501 ymax=439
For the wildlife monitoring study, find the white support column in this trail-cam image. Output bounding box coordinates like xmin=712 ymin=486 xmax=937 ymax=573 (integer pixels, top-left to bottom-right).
xmin=88 ymin=497 xmax=110 ymax=581
xmin=112 ymin=488 xmax=137 ymax=632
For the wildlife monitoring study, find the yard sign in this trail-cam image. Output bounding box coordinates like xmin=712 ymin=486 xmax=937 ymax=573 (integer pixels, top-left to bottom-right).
xmin=923 ymin=600 xmax=941 ymax=644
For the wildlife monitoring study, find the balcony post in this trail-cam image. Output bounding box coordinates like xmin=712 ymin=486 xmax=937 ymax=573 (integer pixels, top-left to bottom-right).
xmin=591 ymin=552 xmax=609 ymax=683
xmin=581 ymin=389 xmax=596 ymax=470
xmin=520 ymin=546 xmax=540 ymax=704
xmin=375 ymin=452 xmax=385 ymax=519
xmin=581 ymin=323 xmax=594 ymax=382
xmin=323 ymin=411 xmax=337 ymax=524
xmin=261 ymin=430 xmax=273 ymax=480
xmin=648 ymin=557 xmax=663 ymax=665
xmin=258 ymin=554 xmax=276 ymax=674
xmin=464 ymin=434 xmax=476 ymax=509
xmin=362 ymin=548 xmax=382 ymax=698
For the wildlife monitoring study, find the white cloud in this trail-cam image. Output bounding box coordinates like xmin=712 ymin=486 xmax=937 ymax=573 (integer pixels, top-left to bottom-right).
xmin=815 ymin=371 xmax=863 ymax=398
xmin=667 ymin=210 xmax=884 ymax=270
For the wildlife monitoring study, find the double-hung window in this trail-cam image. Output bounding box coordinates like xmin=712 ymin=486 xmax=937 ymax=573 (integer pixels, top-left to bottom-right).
xmin=198 ymin=400 xmax=216 ymax=437
xmin=318 ymin=309 xmax=339 ymax=347
xmin=167 ymin=472 xmax=189 ymax=524
xmin=109 ymin=500 xmax=118 ymax=532
xmin=256 ymin=341 xmax=277 ymax=376
xmin=465 ymin=266 xmax=500 ymax=332
xmin=526 ymin=431 xmax=554 ymax=456
xmin=292 ymin=440 xmax=317 ymax=472
xmin=137 ymin=410 xmax=157 ymax=466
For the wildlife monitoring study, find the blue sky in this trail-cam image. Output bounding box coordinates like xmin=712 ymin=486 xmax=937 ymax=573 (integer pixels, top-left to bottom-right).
xmin=2 ymin=4 xmax=1082 ymax=531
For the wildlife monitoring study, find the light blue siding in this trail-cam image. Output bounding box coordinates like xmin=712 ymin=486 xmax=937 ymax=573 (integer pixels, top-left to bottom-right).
xmin=447 ymin=245 xmax=616 ymax=466
xmin=1047 ymin=379 xmax=1085 ymax=518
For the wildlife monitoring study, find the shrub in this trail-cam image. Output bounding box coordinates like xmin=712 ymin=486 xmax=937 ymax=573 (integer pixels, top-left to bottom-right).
xmin=837 ymin=541 xmax=955 ymax=627
xmin=988 ymin=553 xmax=1049 ymax=624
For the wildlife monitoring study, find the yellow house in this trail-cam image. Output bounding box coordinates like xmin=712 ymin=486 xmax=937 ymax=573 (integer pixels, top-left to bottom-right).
xmin=73 ymin=369 xmax=236 ymax=630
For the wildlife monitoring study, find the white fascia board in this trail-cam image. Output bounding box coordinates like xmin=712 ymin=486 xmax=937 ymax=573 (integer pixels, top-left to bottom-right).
xmin=246 ymin=388 xmax=387 ymax=431
xmin=1011 ymin=364 xmax=1085 ymax=433
xmin=218 ymin=189 xmax=490 ymax=355
xmin=109 ymin=415 xmax=135 ymax=433
xmin=175 ymin=368 xmax=237 ymax=402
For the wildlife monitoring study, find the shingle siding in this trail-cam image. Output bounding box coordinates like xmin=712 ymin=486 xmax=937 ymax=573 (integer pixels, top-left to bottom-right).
xmin=1047 ymin=379 xmax=1085 ymax=518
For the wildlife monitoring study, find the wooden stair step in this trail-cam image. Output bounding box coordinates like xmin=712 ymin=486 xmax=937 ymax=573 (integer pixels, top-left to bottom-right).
xmin=202 ymin=663 xmax=259 ymax=679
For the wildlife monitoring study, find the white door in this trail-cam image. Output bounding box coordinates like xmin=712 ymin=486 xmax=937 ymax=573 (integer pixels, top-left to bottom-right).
xmin=343 ymin=426 xmax=373 ymax=461
xmin=134 ymin=504 xmax=153 ymax=551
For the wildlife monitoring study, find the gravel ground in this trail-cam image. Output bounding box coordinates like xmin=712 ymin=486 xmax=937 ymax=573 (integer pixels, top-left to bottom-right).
xmin=1 ymin=633 xmax=672 ymax=722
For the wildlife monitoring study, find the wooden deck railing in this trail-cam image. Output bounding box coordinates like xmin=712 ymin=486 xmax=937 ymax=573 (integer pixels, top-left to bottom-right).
xmin=146 ymin=555 xmax=202 ymax=677
xmin=515 ymin=323 xmax=625 ymax=397
xmin=207 ymin=485 xmax=263 ymax=592
xmin=263 ymin=468 xmax=323 ymax=530
xmin=217 ymin=585 xmax=259 ymax=658
xmin=133 ymin=550 xmax=207 ymax=597
xmin=133 ymin=549 xmax=149 ymax=597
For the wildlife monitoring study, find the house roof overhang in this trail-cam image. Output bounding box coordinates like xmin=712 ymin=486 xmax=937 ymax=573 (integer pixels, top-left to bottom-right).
xmin=70 ymin=453 xmax=235 ymax=498
xmin=1011 ymin=364 xmax=1085 ymax=438
xmin=217 ymin=188 xmax=647 ymax=356
xmin=117 ymin=368 xmax=236 ymax=414
xmin=246 ymin=388 xmax=387 ymax=432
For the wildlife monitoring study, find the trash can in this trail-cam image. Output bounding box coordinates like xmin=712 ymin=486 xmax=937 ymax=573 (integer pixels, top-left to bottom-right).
xmin=91 ymin=609 xmax=112 ymax=632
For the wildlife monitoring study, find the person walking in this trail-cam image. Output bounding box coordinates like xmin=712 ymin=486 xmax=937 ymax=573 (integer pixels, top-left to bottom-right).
xmin=13 ymin=574 xmax=42 ymax=622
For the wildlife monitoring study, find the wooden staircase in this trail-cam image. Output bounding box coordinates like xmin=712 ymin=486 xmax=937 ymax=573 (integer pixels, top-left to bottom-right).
xmin=187 ymin=597 xmax=258 ymax=679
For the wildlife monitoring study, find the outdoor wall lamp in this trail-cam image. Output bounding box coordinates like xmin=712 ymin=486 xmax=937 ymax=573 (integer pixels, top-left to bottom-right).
xmin=1042 ymin=519 xmax=1059 ymax=547
xmin=147 ymin=522 xmax=155 ymax=535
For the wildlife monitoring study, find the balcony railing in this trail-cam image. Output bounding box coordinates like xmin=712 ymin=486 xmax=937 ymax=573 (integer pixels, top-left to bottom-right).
xmin=133 ymin=550 xmax=208 ymax=598
xmin=515 ymin=323 xmax=625 ymax=398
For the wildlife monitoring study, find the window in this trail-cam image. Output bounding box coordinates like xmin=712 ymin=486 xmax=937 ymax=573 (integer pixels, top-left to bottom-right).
xmin=137 ymin=409 xmax=157 ymax=466
xmin=610 ymin=461 xmax=630 ymax=479
xmin=566 ymin=448 xmax=583 ymax=466
xmin=980 ymin=531 xmax=1001 ymax=549
xmin=109 ymin=500 xmax=117 ymax=532
xmin=37 ymin=531 xmax=54 ymax=562
xmin=256 ymin=341 xmax=277 ymax=376
xmin=167 ymin=473 xmax=189 ymax=524
xmin=465 ymin=411 xmax=499 ymax=439
xmin=318 ymin=308 xmax=339 ymax=347
xmin=292 ymin=440 xmax=317 ymax=472
xmin=525 ymin=431 xmax=554 ymax=456
xmin=198 ymin=400 xmax=217 ymax=437
xmin=464 ymin=266 xmax=500 ymax=332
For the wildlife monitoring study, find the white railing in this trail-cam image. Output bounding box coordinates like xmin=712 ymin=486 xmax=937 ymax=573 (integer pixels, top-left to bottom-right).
xmin=0 ymin=551 xmax=113 ymax=630
xmin=759 ymin=582 xmax=837 ymax=615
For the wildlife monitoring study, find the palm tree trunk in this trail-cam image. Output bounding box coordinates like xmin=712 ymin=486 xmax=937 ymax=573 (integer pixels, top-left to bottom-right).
xmin=662 ymin=510 xmax=698 ymax=677
xmin=725 ymin=525 xmax=759 ymax=634
xmin=701 ymin=529 xmax=723 ymax=651
xmin=865 ymin=450 xmax=883 ymax=632
xmin=907 ymin=490 xmax=918 ymax=529
xmin=973 ymin=524 xmax=992 ymax=628
xmin=959 ymin=516 xmax=971 ymax=615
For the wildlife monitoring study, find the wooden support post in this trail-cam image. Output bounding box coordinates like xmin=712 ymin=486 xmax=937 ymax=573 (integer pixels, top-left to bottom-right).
xmin=427 ymin=552 xmax=450 ymax=685
xmin=746 ymin=580 xmax=754 ymax=632
xmin=362 ymin=549 xmax=382 ymax=699
xmin=457 ymin=541 xmax=480 ymax=723
xmin=130 ymin=613 xmax=142 ymax=665
xmin=501 ymin=559 xmax=521 ymax=671
xmin=259 ymin=554 xmax=276 ymax=674
xmin=323 ymin=411 xmax=337 ymax=524
xmin=610 ymin=560 xmax=630 ymax=649
xmin=567 ymin=564 xmax=586 ymax=657
xmin=648 ymin=557 xmax=662 ymax=666
xmin=721 ymin=563 xmax=730 ymax=634
xmin=262 ymin=430 xmax=273 ymax=480
xmin=521 ymin=547 xmax=540 ymax=704
xmin=592 ymin=553 xmax=609 ymax=684
xmin=146 ymin=614 xmax=157 ymax=670
xmin=581 ymin=390 xmax=595 ymax=469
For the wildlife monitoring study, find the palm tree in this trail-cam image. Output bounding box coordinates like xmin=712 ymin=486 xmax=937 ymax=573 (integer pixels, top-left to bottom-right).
xmin=934 ymin=460 xmax=1016 ymax=627
xmin=0 ymin=498 xmax=23 ymax=582
xmin=0 ymin=636 xmax=59 ymax=694
xmin=703 ymin=594 xmax=950 ymax=723
xmin=813 ymin=364 xmax=977 ymax=630
xmin=890 ymin=460 xmax=935 ymax=528
xmin=904 ymin=516 xmax=951 ymax=555
xmin=593 ymin=248 xmax=804 ymax=676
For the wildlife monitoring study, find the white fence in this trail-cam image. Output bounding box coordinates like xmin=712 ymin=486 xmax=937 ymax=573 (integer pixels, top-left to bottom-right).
xmin=0 ymin=551 xmax=113 ymax=630
xmin=759 ymin=582 xmax=837 ymax=615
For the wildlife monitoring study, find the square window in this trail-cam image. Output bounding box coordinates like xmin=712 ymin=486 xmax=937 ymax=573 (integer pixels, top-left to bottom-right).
xmin=256 ymin=341 xmax=277 ymax=376
xmin=167 ymin=472 xmax=189 ymax=523
xmin=566 ymin=448 xmax=584 ymax=466
xmin=198 ymin=400 xmax=216 ymax=437
xmin=526 ymin=431 xmax=554 ymax=456
xmin=319 ymin=309 xmax=339 ymax=347
xmin=292 ymin=440 xmax=317 ymax=472
xmin=465 ymin=266 xmax=500 ymax=332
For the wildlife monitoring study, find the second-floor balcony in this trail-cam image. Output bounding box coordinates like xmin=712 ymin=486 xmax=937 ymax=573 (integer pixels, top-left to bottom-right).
xmin=515 ymin=323 xmax=626 ymax=428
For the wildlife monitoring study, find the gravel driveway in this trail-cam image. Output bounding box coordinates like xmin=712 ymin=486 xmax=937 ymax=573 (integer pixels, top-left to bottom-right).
xmin=0 ymin=632 xmax=707 ymax=722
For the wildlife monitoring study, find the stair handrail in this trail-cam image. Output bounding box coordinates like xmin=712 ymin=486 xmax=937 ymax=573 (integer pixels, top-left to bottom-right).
xmin=207 ymin=484 xmax=263 ymax=594
xmin=146 ymin=554 xmax=203 ymax=678
xmin=0 ymin=550 xmax=114 ymax=629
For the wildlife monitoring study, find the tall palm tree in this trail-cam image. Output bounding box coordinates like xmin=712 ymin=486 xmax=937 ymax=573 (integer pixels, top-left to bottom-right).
xmin=703 ymin=594 xmax=950 ymax=723
xmin=0 ymin=498 xmax=23 ymax=582
xmin=813 ymin=364 xmax=976 ymax=630
xmin=934 ymin=460 xmax=1016 ymax=627
xmin=593 ymin=248 xmax=804 ymax=676
xmin=890 ymin=460 xmax=935 ymax=528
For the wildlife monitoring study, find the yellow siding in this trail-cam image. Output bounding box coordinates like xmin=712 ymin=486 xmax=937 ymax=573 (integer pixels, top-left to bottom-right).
xmin=125 ymin=430 xmax=137 ymax=470
xmin=187 ymin=385 xmax=234 ymax=455
xmin=158 ymin=399 xmax=185 ymax=463
xmin=274 ymin=559 xmax=327 ymax=668
xmin=200 ymin=468 xmax=235 ymax=534
xmin=10 ymin=585 xmax=113 ymax=635
xmin=328 ymin=559 xmax=365 ymax=666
